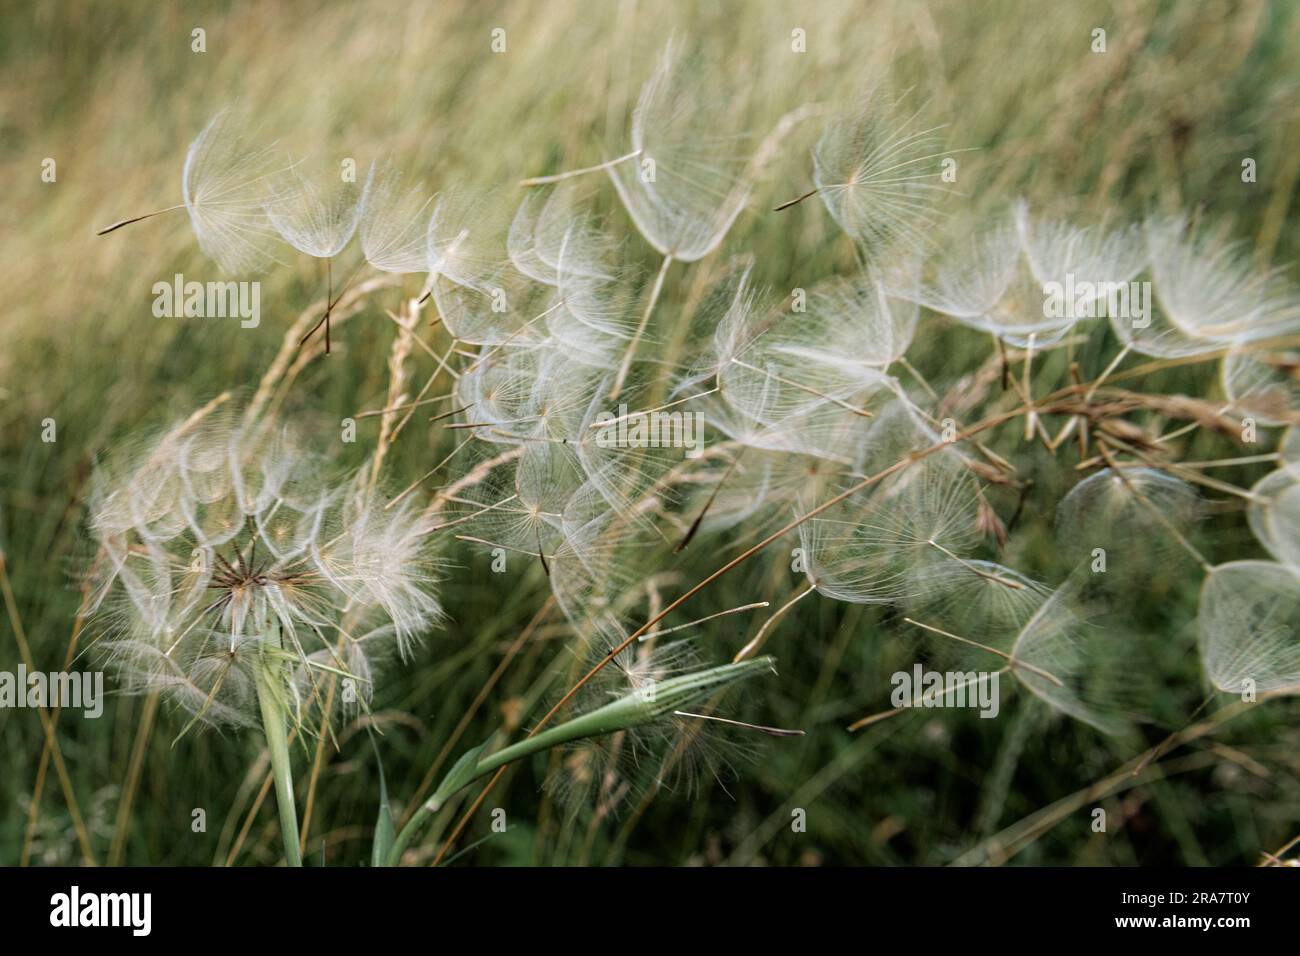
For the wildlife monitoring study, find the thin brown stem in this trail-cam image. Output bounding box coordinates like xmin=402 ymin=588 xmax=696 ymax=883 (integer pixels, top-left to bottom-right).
xmin=773 ymin=187 xmax=820 ymax=212
xmin=95 ymin=203 xmax=186 ymax=235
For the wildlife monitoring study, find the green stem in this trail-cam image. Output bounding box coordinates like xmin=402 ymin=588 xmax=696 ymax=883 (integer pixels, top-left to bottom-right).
xmin=386 ymin=657 xmax=773 ymax=866
xmin=384 ymin=706 xmax=619 ymax=866
xmin=254 ymin=627 xmax=302 ymax=867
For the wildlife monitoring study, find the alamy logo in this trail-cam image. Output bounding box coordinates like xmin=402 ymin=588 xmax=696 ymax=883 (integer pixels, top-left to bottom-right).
xmin=592 ymin=404 xmax=705 ymax=458
xmin=890 ymin=664 xmax=1000 ymax=718
xmin=50 ymin=886 xmax=151 ymax=936
xmin=0 ymin=665 xmax=103 ymax=718
xmin=152 ymin=273 xmax=261 ymax=328
xmin=1042 ymin=272 xmax=1151 ymax=328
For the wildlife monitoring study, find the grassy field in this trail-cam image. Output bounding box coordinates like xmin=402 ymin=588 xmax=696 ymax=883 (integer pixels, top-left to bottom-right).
xmin=3 ymin=0 xmax=1299 ymax=867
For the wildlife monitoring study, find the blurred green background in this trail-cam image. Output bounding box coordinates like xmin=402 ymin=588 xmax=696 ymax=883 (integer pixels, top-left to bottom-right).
xmin=2 ymin=0 xmax=1299 ymax=866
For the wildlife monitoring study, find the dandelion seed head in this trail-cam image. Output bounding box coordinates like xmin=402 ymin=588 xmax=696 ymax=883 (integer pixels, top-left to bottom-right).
xmin=86 ymin=411 xmax=441 ymax=728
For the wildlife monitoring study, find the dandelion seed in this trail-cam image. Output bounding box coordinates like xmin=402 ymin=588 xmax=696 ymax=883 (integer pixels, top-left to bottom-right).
xmin=264 ymin=156 xmax=364 ymax=352
xmin=1014 ymin=200 xmax=1144 ymax=304
xmin=264 ymin=159 xmax=363 ymax=260
xmin=508 ymin=185 xmax=615 ymax=287
xmin=724 ymin=266 xmax=919 ymax=411
xmin=550 ymin=227 xmax=643 ymax=368
xmin=87 ymin=411 xmax=442 ymax=727
xmin=913 ymin=211 xmax=1064 ymax=348
xmin=605 ymin=40 xmax=754 ymax=263
xmin=434 ymin=264 xmax=553 ymax=346
xmin=97 ymin=109 xmax=286 ymax=273
xmin=804 ymin=88 xmax=954 ymax=255
xmin=426 ymin=187 xmax=516 ymax=292
xmin=905 ymin=560 xmax=1051 ymax=645
xmin=1146 ymin=215 xmax=1299 ymax=345
xmin=359 ymin=160 xmax=434 ymax=274
xmin=1056 ymin=466 xmax=1201 ymax=570
xmin=1222 ymin=349 xmax=1300 ymax=427
xmin=1248 ymin=466 xmax=1300 ymax=571
xmin=800 ymin=263 xmax=922 ymax=369
xmin=691 ymin=269 xmax=909 ymax=463
xmin=600 ymin=40 xmax=757 ymax=398
xmin=1007 ymin=578 xmax=1129 ymax=734
xmin=798 ymin=450 xmax=983 ymax=605
xmin=1198 ymin=560 xmax=1300 ymax=696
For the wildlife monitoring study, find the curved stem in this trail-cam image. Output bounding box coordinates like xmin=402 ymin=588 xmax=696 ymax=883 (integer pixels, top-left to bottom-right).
xmin=389 ymin=659 xmax=770 ymax=865
xmin=733 ymin=582 xmax=816 ymax=661
xmin=519 ymin=150 xmax=642 ymax=186
xmin=254 ymin=628 xmax=302 ymax=867
xmin=386 ymin=695 xmax=649 ymax=866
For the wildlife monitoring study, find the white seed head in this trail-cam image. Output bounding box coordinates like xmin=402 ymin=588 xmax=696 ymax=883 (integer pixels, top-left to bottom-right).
xmin=86 ymin=411 xmax=442 ymax=728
